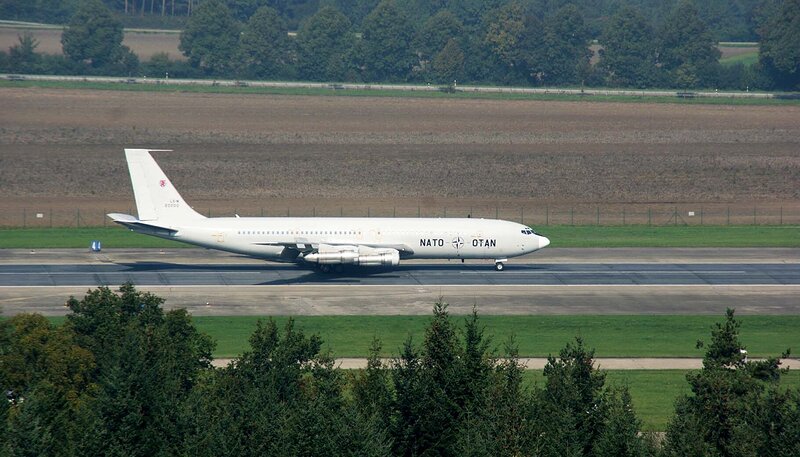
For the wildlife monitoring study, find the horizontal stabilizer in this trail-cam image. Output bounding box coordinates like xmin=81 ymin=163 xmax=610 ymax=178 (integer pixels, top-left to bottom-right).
xmin=107 ymin=213 xmax=177 ymax=235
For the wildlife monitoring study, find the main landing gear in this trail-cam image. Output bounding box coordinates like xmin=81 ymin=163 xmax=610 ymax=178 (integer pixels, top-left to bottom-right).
xmin=317 ymin=264 xmax=345 ymax=274
xmin=494 ymin=259 xmax=507 ymax=271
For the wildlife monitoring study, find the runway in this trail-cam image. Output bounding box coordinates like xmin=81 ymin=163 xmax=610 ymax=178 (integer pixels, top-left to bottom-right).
xmin=1 ymin=248 xmax=798 ymax=316
xmin=2 ymin=262 xmax=798 ymax=287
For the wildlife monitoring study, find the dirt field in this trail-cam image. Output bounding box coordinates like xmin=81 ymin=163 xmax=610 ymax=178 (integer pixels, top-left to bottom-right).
xmin=0 ymin=27 xmax=183 ymax=60
xmin=1 ymin=86 xmax=799 ymax=226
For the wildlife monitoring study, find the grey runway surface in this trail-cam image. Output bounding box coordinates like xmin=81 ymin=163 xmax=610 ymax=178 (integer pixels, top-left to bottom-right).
xmin=2 ymin=262 xmax=798 ymax=287
xmin=1 ymin=248 xmax=798 ymax=316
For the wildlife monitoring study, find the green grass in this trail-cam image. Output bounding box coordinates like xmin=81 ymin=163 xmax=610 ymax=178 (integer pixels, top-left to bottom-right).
xmin=184 ymin=315 xmax=800 ymax=358
xmin=720 ymin=51 xmax=759 ymax=67
xmin=540 ymin=225 xmax=800 ymax=248
xmin=2 ymin=225 xmax=798 ymax=249
xmin=1 ymin=79 xmax=796 ymax=106
xmin=525 ymin=370 xmax=800 ymax=431
xmin=0 ymin=227 xmax=185 ymax=249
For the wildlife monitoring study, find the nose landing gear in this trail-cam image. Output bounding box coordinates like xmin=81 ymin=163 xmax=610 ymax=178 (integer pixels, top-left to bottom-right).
xmin=494 ymin=259 xmax=507 ymax=271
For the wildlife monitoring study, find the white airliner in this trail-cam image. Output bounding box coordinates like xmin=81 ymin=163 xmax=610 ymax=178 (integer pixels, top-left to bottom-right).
xmin=109 ymin=149 xmax=549 ymax=271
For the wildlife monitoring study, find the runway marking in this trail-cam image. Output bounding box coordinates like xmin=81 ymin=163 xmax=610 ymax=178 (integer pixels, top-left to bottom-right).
xmin=0 ymin=270 xmax=754 ymax=276
xmin=1 ymin=284 xmax=798 ymax=289
xmin=0 ymin=292 xmax=73 ymax=304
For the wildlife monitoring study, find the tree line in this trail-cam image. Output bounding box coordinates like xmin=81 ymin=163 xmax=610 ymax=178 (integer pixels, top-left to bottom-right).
xmin=0 ymin=0 xmax=775 ymax=42
xmin=1 ymin=284 xmax=798 ymax=456
xmin=2 ymin=0 xmax=799 ymax=91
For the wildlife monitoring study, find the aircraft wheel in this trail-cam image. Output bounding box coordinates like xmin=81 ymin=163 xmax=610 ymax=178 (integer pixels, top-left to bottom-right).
xmin=320 ymin=264 xmax=331 ymax=273
xmin=494 ymin=262 xmax=505 ymax=271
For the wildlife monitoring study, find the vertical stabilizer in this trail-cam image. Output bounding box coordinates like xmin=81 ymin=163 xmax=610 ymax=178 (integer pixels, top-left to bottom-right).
xmin=125 ymin=149 xmax=205 ymax=222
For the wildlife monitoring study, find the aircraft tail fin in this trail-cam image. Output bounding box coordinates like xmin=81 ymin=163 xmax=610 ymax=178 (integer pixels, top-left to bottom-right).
xmin=124 ymin=149 xmax=205 ymax=222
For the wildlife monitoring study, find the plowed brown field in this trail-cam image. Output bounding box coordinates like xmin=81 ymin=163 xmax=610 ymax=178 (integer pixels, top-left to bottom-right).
xmin=1 ymin=87 xmax=798 ymax=226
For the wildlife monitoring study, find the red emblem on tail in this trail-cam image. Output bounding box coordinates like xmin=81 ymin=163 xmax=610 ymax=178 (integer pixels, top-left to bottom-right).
xmin=159 ymin=179 xmax=166 ymax=187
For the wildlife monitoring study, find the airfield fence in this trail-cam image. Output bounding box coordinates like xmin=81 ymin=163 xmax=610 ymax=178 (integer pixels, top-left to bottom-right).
xmin=2 ymin=203 xmax=798 ymax=228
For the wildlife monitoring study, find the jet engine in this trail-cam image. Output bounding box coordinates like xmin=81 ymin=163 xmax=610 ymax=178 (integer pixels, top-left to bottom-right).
xmin=303 ymin=245 xmax=400 ymax=267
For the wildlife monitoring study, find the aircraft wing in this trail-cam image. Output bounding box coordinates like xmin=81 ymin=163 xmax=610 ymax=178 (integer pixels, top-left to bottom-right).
xmin=252 ymin=240 xmax=415 ymax=257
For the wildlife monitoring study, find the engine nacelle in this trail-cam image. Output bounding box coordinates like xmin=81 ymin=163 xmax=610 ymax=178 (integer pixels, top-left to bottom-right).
xmin=304 ymin=251 xmax=359 ymax=265
xmin=303 ymin=247 xmax=399 ymax=267
xmin=354 ymin=250 xmax=400 ymax=267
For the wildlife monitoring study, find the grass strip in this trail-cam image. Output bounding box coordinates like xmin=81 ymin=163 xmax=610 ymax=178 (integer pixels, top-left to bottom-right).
xmin=524 ymin=370 xmax=800 ymax=431
xmin=1 ymin=79 xmax=796 ymax=106
xmin=184 ymin=315 xmax=800 ymax=359
xmin=720 ymin=51 xmax=759 ymax=67
xmin=0 ymin=227 xmax=186 ymax=249
xmin=539 ymin=225 xmax=800 ymax=247
xmin=2 ymin=225 xmax=799 ymax=249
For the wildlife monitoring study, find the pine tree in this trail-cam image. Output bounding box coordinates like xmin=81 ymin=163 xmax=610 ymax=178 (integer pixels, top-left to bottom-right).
xmin=663 ymin=309 xmax=792 ymax=456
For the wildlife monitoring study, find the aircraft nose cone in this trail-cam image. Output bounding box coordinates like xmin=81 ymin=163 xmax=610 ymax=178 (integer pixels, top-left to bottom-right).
xmin=539 ymin=236 xmax=550 ymax=249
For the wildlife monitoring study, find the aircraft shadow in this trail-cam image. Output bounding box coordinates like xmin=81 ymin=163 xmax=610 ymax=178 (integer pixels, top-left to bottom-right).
xmin=116 ymin=262 xmax=281 ymax=272
xmin=114 ymin=261 xmax=538 ymax=273
xmin=112 ymin=261 xmax=548 ymax=286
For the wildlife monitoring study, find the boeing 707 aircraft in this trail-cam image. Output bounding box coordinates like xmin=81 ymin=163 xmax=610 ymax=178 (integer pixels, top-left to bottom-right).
xmin=109 ymin=149 xmax=549 ymax=271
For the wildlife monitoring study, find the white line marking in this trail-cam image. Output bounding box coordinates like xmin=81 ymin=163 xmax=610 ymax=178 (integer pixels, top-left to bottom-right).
xmin=0 ymin=284 xmax=798 ymax=289
xmin=0 ymin=270 xmax=757 ymax=275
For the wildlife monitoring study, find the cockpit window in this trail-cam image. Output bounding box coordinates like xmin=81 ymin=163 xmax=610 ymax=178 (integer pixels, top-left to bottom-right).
xmin=522 ymin=227 xmax=539 ymax=236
